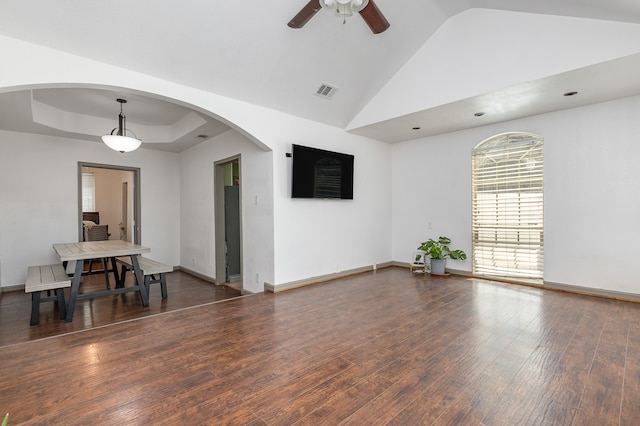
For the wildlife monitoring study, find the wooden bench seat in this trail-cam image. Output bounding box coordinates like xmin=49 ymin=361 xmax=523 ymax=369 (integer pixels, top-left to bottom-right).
xmin=25 ymin=264 xmax=70 ymax=325
xmin=115 ymin=256 xmax=173 ymax=299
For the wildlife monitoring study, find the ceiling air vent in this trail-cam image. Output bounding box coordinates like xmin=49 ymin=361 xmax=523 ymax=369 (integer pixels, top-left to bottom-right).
xmin=314 ymin=83 xmax=338 ymax=100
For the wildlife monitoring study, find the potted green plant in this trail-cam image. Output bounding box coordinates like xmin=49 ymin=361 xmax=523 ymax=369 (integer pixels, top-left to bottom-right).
xmin=418 ymin=236 xmax=467 ymax=275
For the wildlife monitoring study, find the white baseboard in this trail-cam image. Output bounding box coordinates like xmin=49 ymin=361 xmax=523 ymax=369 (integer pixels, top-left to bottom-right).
xmin=543 ymin=280 xmax=640 ymax=302
xmin=264 ymin=262 xmax=393 ymax=293
xmin=382 ymin=262 xmax=640 ymax=302
xmin=176 ymin=266 xmax=217 ymax=284
xmin=1 ymin=284 xmax=25 ymax=293
xmin=176 ymin=266 xmax=254 ymax=295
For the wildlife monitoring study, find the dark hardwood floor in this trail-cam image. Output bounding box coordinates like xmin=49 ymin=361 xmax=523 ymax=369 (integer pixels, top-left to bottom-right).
xmin=0 ymin=268 xmax=242 ymax=347
xmin=1 ymin=266 xmax=640 ymax=425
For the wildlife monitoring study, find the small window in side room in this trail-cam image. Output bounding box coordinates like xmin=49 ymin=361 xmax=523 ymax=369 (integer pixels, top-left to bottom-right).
xmin=82 ymin=172 xmax=95 ymax=212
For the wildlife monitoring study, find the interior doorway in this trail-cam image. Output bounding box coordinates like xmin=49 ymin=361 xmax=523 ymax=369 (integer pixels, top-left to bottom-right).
xmin=214 ymin=157 xmax=242 ymax=290
xmin=77 ymin=162 xmax=141 ymax=244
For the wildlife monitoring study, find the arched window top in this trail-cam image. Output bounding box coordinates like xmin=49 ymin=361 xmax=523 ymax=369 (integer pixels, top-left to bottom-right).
xmin=474 ymin=131 xmax=542 ymax=152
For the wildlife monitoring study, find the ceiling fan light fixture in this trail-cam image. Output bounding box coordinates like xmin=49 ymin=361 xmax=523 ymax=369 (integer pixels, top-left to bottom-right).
xmin=102 ymin=99 xmax=142 ymax=153
xmin=321 ymin=0 xmax=369 ymax=18
xmin=289 ymin=0 xmax=388 ymax=34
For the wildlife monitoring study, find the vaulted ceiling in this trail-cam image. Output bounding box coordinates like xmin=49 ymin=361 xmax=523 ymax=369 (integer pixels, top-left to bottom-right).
xmin=1 ymin=0 xmax=640 ymax=151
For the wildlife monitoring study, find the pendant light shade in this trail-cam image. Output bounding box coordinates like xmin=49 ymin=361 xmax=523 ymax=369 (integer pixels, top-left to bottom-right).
xmin=102 ymin=134 xmax=142 ymax=153
xmin=102 ymin=99 xmax=142 ymax=153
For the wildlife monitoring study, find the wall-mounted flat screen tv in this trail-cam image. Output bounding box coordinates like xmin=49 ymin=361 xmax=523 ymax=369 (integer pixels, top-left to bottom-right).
xmin=291 ymin=144 xmax=354 ymax=199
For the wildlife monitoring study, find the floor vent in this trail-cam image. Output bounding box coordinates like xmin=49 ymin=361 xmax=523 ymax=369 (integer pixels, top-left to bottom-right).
xmin=314 ymin=83 xmax=338 ymax=99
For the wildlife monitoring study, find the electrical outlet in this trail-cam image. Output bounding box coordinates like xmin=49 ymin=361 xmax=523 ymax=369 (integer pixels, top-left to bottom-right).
xmin=256 ymin=273 xmax=260 ymax=284
xmin=192 ymin=257 xmax=196 ymax=265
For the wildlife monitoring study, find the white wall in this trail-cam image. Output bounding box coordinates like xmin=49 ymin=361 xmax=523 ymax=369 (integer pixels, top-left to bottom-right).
xmin=259 ymin=113 xmax=393 ymax=285
xmin=392 ymin=95 xmax=640 ymax=295
xmin=0 ymin=34 xmax=394 ymax=291
xmin=0 ymin=131 xmax=180 ymax=287
xmin=180 ymin=129 xmax=274 ymax=294
xmin=179 ymin=123 xmax=393 ymax=292
xmin=0 ymin=25 xmax=637 ymax=296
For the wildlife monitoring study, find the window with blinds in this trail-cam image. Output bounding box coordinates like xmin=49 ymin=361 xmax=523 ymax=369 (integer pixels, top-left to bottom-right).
xmin=472 ymin=132 xmax=544 ymax=283
xmin=81 ymin=172 xmax=95 ymax=212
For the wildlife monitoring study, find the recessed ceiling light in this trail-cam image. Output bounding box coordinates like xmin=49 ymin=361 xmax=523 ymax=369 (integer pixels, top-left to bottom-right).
xmin=412 ymin=127 xmax=421 ymax=130
xmin=564 ymin=91 xmax=578 ymax=96
xmin=474 ymin=112 xmax=485 ymax=117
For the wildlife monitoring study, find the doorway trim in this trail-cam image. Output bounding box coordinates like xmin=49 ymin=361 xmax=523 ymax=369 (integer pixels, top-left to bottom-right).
xmin=77 ymin=162 xmax=141 ymax=244
xmin=214 ymin=155 xmax=242 ymax=291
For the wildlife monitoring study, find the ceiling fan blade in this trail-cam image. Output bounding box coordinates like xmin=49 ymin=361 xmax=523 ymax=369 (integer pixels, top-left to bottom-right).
xmin=359 ymin=0 xmax=390 ymax=34
xmin=288 ymin=0 xmax=322 ymax=29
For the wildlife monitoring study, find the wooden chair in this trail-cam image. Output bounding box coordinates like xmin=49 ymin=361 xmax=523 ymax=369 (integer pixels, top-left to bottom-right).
xmin=85 ymin=225 xmax=116 ymax=288
xmin=85 ymin=224 xmax=109 ymax=242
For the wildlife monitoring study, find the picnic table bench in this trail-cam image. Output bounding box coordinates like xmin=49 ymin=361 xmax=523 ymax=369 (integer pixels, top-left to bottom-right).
xmin=116 ymin=256 xmax=173 ymax=299
xmin=25 ymin=264 xmax=70 ymax=325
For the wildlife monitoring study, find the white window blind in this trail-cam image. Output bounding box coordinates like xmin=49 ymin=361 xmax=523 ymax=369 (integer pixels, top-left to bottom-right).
xmin=82 ymin=172 xmax=95 ymax=212
xmin=472 ymin=133 xmax=544 ymax=282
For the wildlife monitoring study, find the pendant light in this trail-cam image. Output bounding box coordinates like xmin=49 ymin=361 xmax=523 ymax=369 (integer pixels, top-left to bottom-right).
xmin=102 ymin=98 xmax=142 ymax=153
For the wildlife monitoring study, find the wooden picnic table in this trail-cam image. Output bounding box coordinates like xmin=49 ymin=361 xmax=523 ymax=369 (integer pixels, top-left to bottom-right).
xmin=53 ymin=240 xmax=151 ymax=321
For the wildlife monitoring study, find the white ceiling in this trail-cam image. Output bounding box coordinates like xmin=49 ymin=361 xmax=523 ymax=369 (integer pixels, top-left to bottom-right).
xmin=0 ymin=0 xmax=639 ymax=152
xmin=0 ymin=88 xmax=231 ymax=152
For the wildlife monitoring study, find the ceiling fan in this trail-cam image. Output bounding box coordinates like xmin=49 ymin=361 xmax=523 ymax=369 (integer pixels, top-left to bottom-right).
xmin=288 ymin=0 xmax=390 ymax=34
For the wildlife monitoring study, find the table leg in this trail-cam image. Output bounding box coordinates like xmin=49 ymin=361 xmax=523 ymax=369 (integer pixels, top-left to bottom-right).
xmin=65 ymin=260 xmax=84 ymax=322
xmin=56 ymin=288 xmax=67 ymax=320
xmin=103 ymin=258 xmax=111 ymax=290
xmin=30 ymin=292 xmax=41 ymax=326
xmin=131 ymin=255 xmax=149 ymax=306
xmin=117 ymin=264 xmax=128 ymax=288
xmin=109 ymin=257 xmax=121 ymax=288
xmin=160 ymin=273 xmax=168 ymax=299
